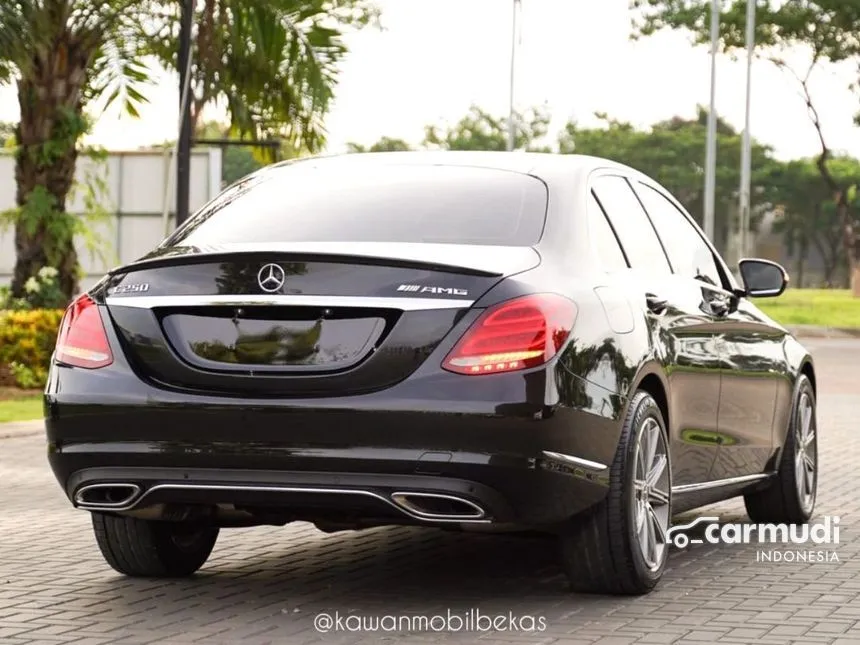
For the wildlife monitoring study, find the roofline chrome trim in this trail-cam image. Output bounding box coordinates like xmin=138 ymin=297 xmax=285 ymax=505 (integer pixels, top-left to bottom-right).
xmin=105 ymin=295 xmax=475 ymax=311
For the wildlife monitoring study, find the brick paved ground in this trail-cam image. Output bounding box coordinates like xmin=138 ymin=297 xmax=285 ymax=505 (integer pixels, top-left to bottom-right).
xmin=1 ymin=338 xmax=859 ymax=645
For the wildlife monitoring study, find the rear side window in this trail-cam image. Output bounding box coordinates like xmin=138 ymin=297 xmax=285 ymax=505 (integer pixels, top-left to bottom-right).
xmin=164 ymin=163 xmax=549 ymax=248
xmin=635 ymin=183 xmax=724 ymax=288
xmin=591 ymin=176 xmax=671 ymax=275
xmin=587 ymin=191 xmax=628 ymax=272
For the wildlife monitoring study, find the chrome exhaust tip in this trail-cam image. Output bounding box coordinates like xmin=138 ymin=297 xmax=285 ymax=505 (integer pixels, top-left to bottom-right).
xmin=390 ymin=492 xmax=486 ymax=521
xmin=74 ymin=483 xmax=142 ymax=510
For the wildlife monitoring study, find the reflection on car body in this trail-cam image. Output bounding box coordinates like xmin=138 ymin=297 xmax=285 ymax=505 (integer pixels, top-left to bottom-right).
xmin=46 ymin=152 xmax=818 ymax=595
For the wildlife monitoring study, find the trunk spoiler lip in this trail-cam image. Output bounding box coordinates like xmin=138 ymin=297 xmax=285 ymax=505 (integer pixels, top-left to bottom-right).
xmin=106 ymin=243 xmax=542 ymax=279
xmin=104 ymin=294 xmax=476 ymax=311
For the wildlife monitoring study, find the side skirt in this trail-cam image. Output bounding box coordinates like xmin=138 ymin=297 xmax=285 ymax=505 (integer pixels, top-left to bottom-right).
xmin=671 ymin=473 xmax=775 ymax=515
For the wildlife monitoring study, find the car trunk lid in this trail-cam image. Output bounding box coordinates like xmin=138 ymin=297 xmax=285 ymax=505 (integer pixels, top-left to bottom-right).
xmin=101 ymin=243 xmax=539 ymax=397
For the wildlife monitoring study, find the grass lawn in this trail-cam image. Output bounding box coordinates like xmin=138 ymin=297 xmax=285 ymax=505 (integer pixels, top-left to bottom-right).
xmin=757 ymin=289 xmax=860 ymax=329
xmin=0 ymin=388 xmax=43 ymax=423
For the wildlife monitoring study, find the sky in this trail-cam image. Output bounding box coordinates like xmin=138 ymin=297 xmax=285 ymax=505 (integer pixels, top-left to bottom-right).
xmin=1 ymin=0 xmax=859 ymax=161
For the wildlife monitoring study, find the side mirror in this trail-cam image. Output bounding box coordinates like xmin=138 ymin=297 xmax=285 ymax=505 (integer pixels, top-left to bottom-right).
xmin=738 ymin=258 xmax=789 ymax=298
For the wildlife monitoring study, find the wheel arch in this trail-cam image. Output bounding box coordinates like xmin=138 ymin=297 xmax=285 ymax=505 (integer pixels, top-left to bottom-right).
xmin=628 ymin=363 xmax=671 ymax=432
xmin=770 ymin=352 xmax=817 ymax=469
xmin=800 ymin=359 xmax=817 ymax=397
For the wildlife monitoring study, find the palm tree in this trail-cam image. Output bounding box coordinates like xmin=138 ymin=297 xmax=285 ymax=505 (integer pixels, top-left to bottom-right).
xmin=148 ymin=0 xmax=379 ymax=156
xmin=0 ymin=0 xmax=150 ymax=300
xmin=1 ymin=0 xmax=377 ymax=302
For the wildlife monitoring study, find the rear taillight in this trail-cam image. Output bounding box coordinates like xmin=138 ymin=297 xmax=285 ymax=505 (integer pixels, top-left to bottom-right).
xmin=55 ymin=294 xmax=113 ymax=369
xmin=442 ymin=294 xmax=577 ymax=375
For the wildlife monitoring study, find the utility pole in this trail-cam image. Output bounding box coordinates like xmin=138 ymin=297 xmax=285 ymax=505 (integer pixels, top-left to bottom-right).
xmin=176 ymin=0 xmax=194 ymax=227
xmin=703 ymin=0 xmax=720 ymax=244
xmin=506 ymin=0 xmax=521 ymax=152
xmin=738 ymin=0 xmax=756 ymax=260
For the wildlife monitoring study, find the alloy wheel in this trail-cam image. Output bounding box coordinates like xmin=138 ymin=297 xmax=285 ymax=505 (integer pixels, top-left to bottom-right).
xmin=633 ymin=417 xmax=671 ymax=571
xmin=795 ymin=392 xmax=817 ymax=514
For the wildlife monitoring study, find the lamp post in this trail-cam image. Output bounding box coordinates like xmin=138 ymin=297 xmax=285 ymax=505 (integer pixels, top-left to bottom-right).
xmin=176 ymin=0 xmax=194 ymax=227
xmin=738 ymin=0 xmax=756 ymax=259
xmin=506 ymin=0 xmax=521 ymax=152
xmin=703 ymin=0 xmax=720 ymax=244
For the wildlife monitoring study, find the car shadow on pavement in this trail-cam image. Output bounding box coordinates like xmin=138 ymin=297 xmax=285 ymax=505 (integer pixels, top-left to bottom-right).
xmin=74 ymin=513 xmax=774 ymax=621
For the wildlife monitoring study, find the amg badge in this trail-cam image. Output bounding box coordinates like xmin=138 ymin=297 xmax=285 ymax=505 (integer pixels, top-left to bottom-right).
xmin=398 ymin=284 xmax=469 ymax=296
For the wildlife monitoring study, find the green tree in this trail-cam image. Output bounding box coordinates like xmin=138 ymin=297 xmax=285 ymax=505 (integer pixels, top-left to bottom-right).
xmin=559 ymin=108 xmax=774 ymax=254
xmin=153 ymin=121 xmax=310 ymax=186
xmin=147 ymin=0 xmax=378 ymax=156
xmin=195 ymin=121 xmax=264 ymax=186
xmin=631 ymin=0 xmax=860 ymax=293
xmin=221 ymin=145 xmax=264 ymax=186
xmin=422 ymin=105 xmax=552 ymax=152
xmin=760 ymin=159 xmax=838 ymax=286
xmin=1 ymin=0 xmax=377 ymax=304
xmin=0 ymin=122 xmax=16 ymax=148
xmin=0 ymin=0 xmax=148 ymax=301
xmin=346 ymin=136 xmax=412 ymax=153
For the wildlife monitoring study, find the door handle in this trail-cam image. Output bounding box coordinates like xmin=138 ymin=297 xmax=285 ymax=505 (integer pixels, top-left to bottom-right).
xmin=645 ymin=293 xmax=668 ymax=314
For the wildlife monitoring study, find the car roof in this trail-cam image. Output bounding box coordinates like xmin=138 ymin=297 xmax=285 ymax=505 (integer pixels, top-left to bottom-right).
xmin=271 ymin=151 xmax=635 ymax=183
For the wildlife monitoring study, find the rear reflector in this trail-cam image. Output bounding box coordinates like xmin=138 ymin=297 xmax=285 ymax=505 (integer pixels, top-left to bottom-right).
xmin=55 ymin=294 xmax=113 ymax=369
xmin=442 ymin=294 xmax=577 ymax=375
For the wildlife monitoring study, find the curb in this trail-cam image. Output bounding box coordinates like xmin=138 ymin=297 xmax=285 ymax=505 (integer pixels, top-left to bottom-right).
xmin=0 ymin=419 xmax=43 ymax=440
xmin=788 ymin=326 xmax=860 ymax=339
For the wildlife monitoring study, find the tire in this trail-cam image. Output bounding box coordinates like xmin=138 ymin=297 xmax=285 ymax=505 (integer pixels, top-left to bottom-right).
xmin=744 ymin=374 xmax=817 ymax=524
xmin=559 ymin=390 xmax=671 ymax=595
xmin=92 ymin=513 xmax=219 ymax=577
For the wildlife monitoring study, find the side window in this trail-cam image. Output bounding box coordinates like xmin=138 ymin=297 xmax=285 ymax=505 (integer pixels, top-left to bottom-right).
xmin=636 ymin=183 xmax=724 ymax=288
xmin=587 ymin=191 xmax=629 ymax=272
xmin=591 ymin=176 xmax=671 ymax=275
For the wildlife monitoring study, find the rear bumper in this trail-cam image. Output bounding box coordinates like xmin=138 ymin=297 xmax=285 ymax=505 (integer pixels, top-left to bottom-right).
xmin=67 ymin=468 xmax=518 ymax=525
xmin=45 ymin=360 xmax=622 ymax=528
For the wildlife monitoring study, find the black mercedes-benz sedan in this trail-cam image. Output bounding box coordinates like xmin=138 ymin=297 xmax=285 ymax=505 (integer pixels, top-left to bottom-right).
xmin=45 ymin=151 xmax=818 ymax=595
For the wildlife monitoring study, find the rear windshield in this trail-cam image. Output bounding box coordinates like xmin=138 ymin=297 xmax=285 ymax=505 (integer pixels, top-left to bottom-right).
xmin=163 ymin=162 xmax=548 ymax=248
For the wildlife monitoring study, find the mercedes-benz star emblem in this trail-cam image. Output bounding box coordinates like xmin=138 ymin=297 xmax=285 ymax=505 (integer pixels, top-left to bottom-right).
xmin=257 ymin=263 xmax=286 ymax=293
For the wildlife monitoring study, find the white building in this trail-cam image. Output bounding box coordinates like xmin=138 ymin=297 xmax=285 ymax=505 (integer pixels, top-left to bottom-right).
xmin=0 ymin=149 xmax=222 ymax=291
